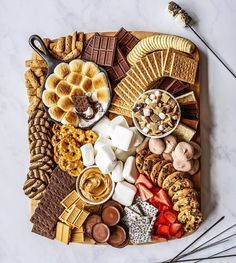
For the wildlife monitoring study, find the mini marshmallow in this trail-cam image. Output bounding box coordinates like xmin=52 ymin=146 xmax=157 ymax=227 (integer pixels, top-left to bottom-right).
xmin=149 ymin=94 xmax=156 ymax=100
xmin=92 ymin=116 xmax=111 ymax=138
xmin=109 ymin=115 xmax=129 ymax=129
xmin=111 ymin=125 xmax=135 ymax=151
xmin=111 ymin=161 xmax=124 ymax=182
xmin=143 ymin=108 xmax=151 ymax=116
xmin=122 ymin=156 xmax=138 ymax=184
xmin=154 ymin=90 xmax=160 ymax=97
xmin=159 ymin=124 xmax=164 ymax=131
xmin=172 ymin=115 xmax=178 ymax=120
xmin=159 ymin=112 xmax=166 ymax=120
xmin=142 ymin=127 xmax=150 ymax=134
xmin=130 ymin=127 xmax=144 ymax=147
xmin=112 ymin=181 xmax=137 ymax=206
xmin=145 ymin=98 xmax=151 ymax=104
xmin=115 ymin=147 xmax=136 ymax=162
xmin=95 ymin=145 xmax=117 ymax=173
xmin=94 ymin=136 xmax=116 ymax=153
xmin=80 ymin=143 xmax=95 ymax=167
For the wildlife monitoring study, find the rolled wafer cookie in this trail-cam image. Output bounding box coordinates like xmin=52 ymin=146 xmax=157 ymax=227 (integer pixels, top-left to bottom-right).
xmin=127 ymin=34 xmax=195 ymax=65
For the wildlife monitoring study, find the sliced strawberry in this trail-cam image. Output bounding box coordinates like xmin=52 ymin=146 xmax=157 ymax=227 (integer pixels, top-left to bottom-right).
xmin=157 ymin=224 xmax=170 ymax=236
xmin=163 ymin=210 xmax=177 ymax=224
xmin=150 ymin=187 xmax=161 ymax=195
xmin=169 ymin=223 xmax=182 ymax=236
xmin=158 ymin=203 xmax=171 ymax=212
xmin=154 ymin=189 xmax=172 ymax=207
xmin=155 ymin=213 xmax=170 ymax=226
xmin=152 ymin=234 xmax=167 ymax=241
xmin=137 ymin=184 xmax=153 ymax=201
xmin=175 ymin=228 xmax=184 ymax=238
xmin=135 ymin=174 xmax=153 ymax=189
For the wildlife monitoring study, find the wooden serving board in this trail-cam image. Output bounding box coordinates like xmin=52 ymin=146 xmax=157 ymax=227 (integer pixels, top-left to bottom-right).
xmin=30 ymin=31 xmax=201 ymax=244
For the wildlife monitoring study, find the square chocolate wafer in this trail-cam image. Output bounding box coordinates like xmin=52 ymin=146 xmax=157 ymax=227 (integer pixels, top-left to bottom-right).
xmin=90 ymin=35 xmax=117 ymax=66
xmin=32 ymin=224 xmax=56 ymax=240
xmin=115 ymin=27 xmax=140 ymax=56
xmin=105 ymin=47 xmax=130 ymax=83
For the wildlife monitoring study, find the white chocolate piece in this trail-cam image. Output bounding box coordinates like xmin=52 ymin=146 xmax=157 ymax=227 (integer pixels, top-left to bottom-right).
xmin=112 ymin=181 xmax=137 ymax=206
xmin=130 ymin=127 xmax=144 ymax=147
xmin=111 ymin=125 xmax=135 ymax=151
xmin=80 ymin=143 xmax=95 ymax=167
xmin=114 ymin=148 xmax=136 ymax=162
xmin=95 ymin=145 xmax=117 ymax=173
xmin=109 ymin=116 xmax=129 ymax=129
xmin=92 ymin=116 xmax=111 ymax=138
xmin=122 ymin=156 xmax=138 ymax=184
xmin=111 ymin=161 xmax=124 ymax=182
xmin=143 ymin=108 xmax=151 ymax=116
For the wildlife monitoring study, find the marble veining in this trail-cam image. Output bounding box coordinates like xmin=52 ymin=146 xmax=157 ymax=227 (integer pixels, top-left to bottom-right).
xmin=0 ymin=0 xmax=236 ymax=262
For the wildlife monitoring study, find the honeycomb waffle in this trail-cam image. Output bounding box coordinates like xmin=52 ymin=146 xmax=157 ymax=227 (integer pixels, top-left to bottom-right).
xmin=42 ymin=59 xmax=110 ymax=126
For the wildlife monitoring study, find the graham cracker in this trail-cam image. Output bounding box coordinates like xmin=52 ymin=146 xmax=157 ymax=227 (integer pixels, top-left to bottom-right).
xmin=161 ymin=50 xmax=167 ymax=74
xmin=134 ymin=60 xmax=150 ymax=85
xmin=146 ymin=53 xmax=160 ymax=79
xmin=163 ymin=48 xmax=175 ymax=76
xmin=153 ymin=52 xmax=162 ymax=78
xmin=112 ymin=94 xmax=132 ymax=111
xmin=122 ymin=78 xmax=141 ymax=98
xmin=125 ymin=75 xmax=145 ymax=94
xmin=113 ymin=86 xmax=134 ymax=106
xmin=127 ymin=67 xmax=147 ymax=88
xmin=170 ymin=53 xmax=198 ymax=84
xmin=108 ymin=105 xmax=132 ymax=118
xmin=140 ymin=58 xmax=155 ymax=82
xmin=173 ymin=123 xmax=196 ymax=141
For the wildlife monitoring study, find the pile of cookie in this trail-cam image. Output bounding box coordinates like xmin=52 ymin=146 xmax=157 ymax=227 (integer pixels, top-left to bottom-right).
xmin=23 ymin=27 xmax=203 ymax=247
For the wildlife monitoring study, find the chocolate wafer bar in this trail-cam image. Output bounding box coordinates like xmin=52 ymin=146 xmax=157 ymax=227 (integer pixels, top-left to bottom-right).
xmin=32 ymin=224 xmax=56 ymax=240
xmin=90 ymin=34 xmax=117 ymax=66
xmin=106 ymin=48 xmax=130 ymax=83
xmin=115 ymin=27 xmax=140 ymax=56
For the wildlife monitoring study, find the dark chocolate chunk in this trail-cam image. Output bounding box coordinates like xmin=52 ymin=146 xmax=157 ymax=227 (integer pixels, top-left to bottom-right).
xmin=105 ymin=48 xmax=130 ymax=83
xmin=90 ymin=35 xmax=117 ymax=66
xmin=115 ymin=27 xmax=140 ymax=56
xmin=181 ymin=102 xmax=199 ymax=119
xmin=181 ymin=118 xmax=199 ymax=130
xmin=71 ymin=95 xmax=91 ymax=113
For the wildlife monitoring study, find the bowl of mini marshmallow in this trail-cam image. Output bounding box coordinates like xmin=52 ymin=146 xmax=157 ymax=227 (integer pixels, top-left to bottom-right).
xmin=132 ymin=89 xmax=181 ymax=138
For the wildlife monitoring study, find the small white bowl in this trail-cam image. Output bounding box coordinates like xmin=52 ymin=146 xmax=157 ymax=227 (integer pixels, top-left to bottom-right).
xmin=132 ymin=89 xmax=181 ymax=139
xmin=76 ymin=165 xmax=115 ymax=206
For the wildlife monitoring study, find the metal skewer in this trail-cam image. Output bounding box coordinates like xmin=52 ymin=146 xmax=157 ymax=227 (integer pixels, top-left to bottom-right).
xmin=188 ymin=25 xmax=236 ymax=78
xmin=168 ymin=216 xmax=225 ymax=262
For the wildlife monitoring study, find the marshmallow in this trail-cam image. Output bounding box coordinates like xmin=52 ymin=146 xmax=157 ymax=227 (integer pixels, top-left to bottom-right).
xmin=159 ymin=112 xmax=166 ymax=120
xmin=122 ymin=156 xmax=138 ymax=184
xmin=142 ymin=127 xmax=150 ymax=134
xmin=84 ymin=107 xmax=93 ymax=117
xmin=109 ymin=116 xmax=129 ymax=129
xmin=145 ymin=98 xmax=151 ymax=104
xmin=80 ymin=143 xmax=95 ymax=167
xmin=92 ymin=116 xmax=111 ymax=138
xmin=159 ymin=124 xmax=164 ymax=131
xmin=149 ymin=94 xmax=156 ymax=100
xmin=112 ymin=181 xmax=137 ymax=206
xmin=95 ymin=145 xmax=117 ymax=173
xmin=115 ymin=148 xmax=136 ymax=162
xmin=143 ymin=108 xmax=151 ymax=116
xmin=111 ymin=125 xmax=135 ymax=151
xmin=111 ymin=161 xmax=124 ymax=182
xmin=94 ymin=136 xmax=116 ymax=153
xmin=130 ymin=127 xmax=144 ymax=147
xmin=154 ymin=90 xmax=160 ymax=97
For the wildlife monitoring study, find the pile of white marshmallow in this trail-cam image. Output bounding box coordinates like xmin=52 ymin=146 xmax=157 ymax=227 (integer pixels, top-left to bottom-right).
xmin=79 ymin=116 xmax=144 ymax=207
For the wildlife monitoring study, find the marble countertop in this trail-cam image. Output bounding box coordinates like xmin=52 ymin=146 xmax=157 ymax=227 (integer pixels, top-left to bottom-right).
xmin=1 ymin=0 xmax=236 ymax=262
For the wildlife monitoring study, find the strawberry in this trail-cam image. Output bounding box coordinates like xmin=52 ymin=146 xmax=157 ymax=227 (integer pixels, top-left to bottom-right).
xmin=150 ymin=187 xmax=161 ymax=195
xmin=137 ymin=184 xmax=153 ymax=201
xmin=169 ymin=223 xmax=182 ymax=236
xmin=155 ymin=213 xmax=170 ymax=226
xmin=175 ymin=228 xmax=184 ymax=238
xmin=135 ymin=174 xmax=153 ymax=189
xmin=157 ymin=224 xmax=170 ymax=236
xmin=153 ymin=189 xmax=172 ymax=207
xmin=158 ymin=203 xmax=171 ymax=212
xmin=163 ymin=210 xmax=177 ymax=224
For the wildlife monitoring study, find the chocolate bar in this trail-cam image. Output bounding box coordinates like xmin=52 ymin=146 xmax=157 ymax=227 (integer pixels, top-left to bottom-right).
xmin=90 ymin=34 xmax=117 ymax=66
xmin=115 ymin=27 xmax=140 ymax=56
xmin=181 ymin=102 xmax=199 ymax=119
xmin=106 ymin=48 xmax=130 ymax=83
xmin=181 ymin=118 xmax=199 ymax=130
xmin=82 ymin=33 xmax=99 ymax=61
xmin=160 ymin=78 xmax=191 ymax=96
